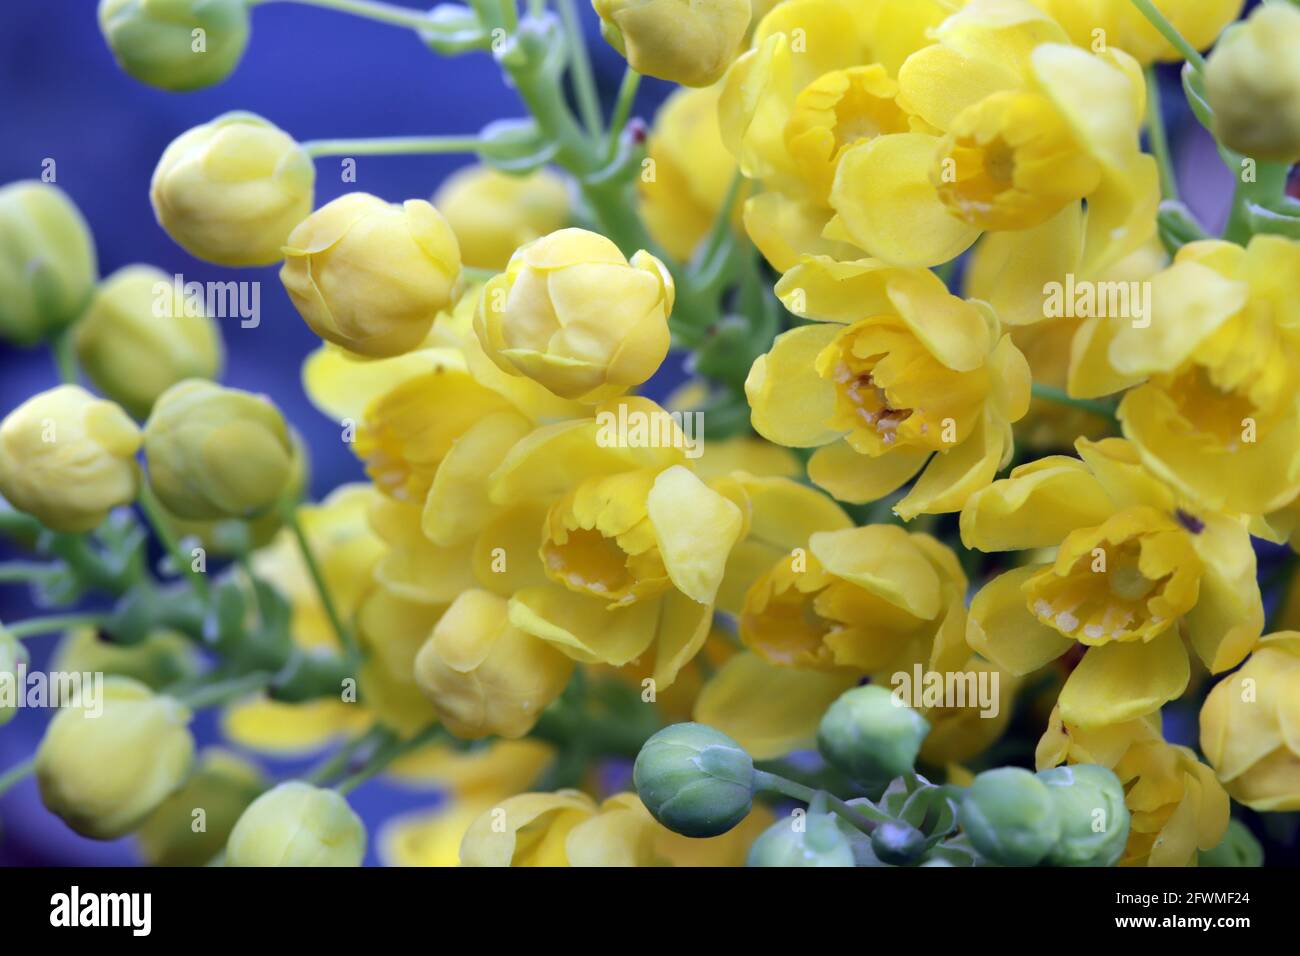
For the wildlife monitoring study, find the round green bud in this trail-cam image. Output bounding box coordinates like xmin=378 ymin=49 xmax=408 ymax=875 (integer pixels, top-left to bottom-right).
xmin=817 ymin=684 xmax=930 ymax=785
xmin=0 ymin=626 xmax=30 ymax=727
xmin=0 ymin=181 xmax=97 ymax=346
xmin=633 ymin=722 xmax=754 ymax=838
xmin=226 ymin=781 xmax=365 ymax=867
xmin=870 ymin=820 xmax=927 ymax=866
xmin=1206 ymin=3 xmax=1300 ymax=164
xmin=143 ymin=379 xmax=294 ymax=520
xmin=136 ymin=749 xmax=265 ymax=866
xmin=1199 ymin=818 xmax=1264 ymax=868
xmin=747 ymin=812 xmax=855 ymax=867
xmin=958 ymin=767 xmax=1061 ymax=867
xmin=1037 ymin=764 xmax=1130 ymax=867
xmin=75 ymin=265 xmax=225 ymax=419
xmin=98 ymin=0 xmax=251 ymax=92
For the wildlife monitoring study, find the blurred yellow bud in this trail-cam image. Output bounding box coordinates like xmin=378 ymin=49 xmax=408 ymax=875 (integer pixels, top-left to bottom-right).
xmin=0 ymin=385 xmax=141 ymax=533
xmin=281 ymin=192 xmax=461 ymax=358
xmin=593 ymin=0 xmax=750 ymax=87
xmin=143 ymin=380 xmax=294 ymax=520
xmin=136 ymin=749 xmax=266 ymax=866
xmin=474 ymin=228 xmax=672 ymax=401
xmin=226 ymin=781 xmax=366 ymax=867
xmin=0 ymin=181 xmax=97 ymax=346
xmin=36 ymin=677 xmax=195 ymax=840
xmin=74 ymin=265 xmax=224 ymax=419
xmin=433 ymin=164 xmax=570 ymax=271
xmin=414 ymin=589 xmax=575 ymax=739
xmin=0 ymin=626 xmax=29 ymax=728
xmin=151 ymin=112 xmax=315 ymax=267
xmin=1207 ymin=3 xmax=1300 ymax=164
xmin=98 ymin=0 xmax=250 ymax=92
xmin=53 ymin=628 xmax=201 ymax=691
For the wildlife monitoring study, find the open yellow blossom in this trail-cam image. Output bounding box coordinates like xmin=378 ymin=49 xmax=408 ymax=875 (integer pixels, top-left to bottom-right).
xmin=748 ymin=258 xmax=1030 ymax=517
xmin=433 ymin=165 xmax=569 ymax=272
xmin=962 ymin=437 xmax=1263 ymax=728
xmin=831 ymin=0 xmax=1156 ymax=270
xmin=1032 ymin=0 xmax=1243 ymax=66
xmin=1201 ymin=632 xmax=1300 ymax=812
xmin=1104 ymin=236 xmax=1300 ymax=518
xmin=593 ymin=0 xmax=751 ymax=88
xmin=1038 ymin=707 xmax=1229 ymax=866
xmin=474 ymin=228 xmax=673 ymax=402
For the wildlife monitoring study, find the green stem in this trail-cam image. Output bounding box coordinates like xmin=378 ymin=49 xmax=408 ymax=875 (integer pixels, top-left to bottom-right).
xmin=178 ymin=672 xmax=275 ymax=710
xmin=6 ymin=612 xmax=107 ymax=640
xmin=1128 ymin=0 xmax=1206 ymax=72
xmin=1224 ymin=162 xmax=1290 ymax=245
xmin=1145 ymin=65 xmax=1178 ymax=202
xmin=284 ymin=506 xmax=361 ymax=664
xmin=605 ymin=67 xmax=641 ymax=160
xmin=301 ymin=135 xmax=484 ymax=158
xmin=335 ymin=724 xmax=444 ymax=795
xmin=303 ymin=727 xmax=387 ymax=786
xmin=0 ymin=561 xmax=54 ymax=583
xmin=1031 ymin=383 xmax=1120 ymax=423
xmin=51 ymin=327 xmax=78 ymax=385
xmin=138 ymin=485 xmax=210 ymax=601
xmin=691 ymin=170 xmax=744 ymax=279
xmin=265 ymin=0 xmax=434 ymax=31
xmin=556 ymin=0 xmax=603 ymax=137
xmin=752 ymin=770 xmax=891 ymax=832
xmin=0 ymin=757 xmax=36 ymax=798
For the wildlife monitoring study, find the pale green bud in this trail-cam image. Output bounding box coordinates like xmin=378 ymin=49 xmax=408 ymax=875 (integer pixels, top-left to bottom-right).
xmin=0 ymin=626 xmax=30 ymax=727
xmin=1206 ymin=3 xmax=1300 ymax=163
xmin=633 ymin=722 xmax=754 ymax=837
xmin=36 ymin=677 xmax=195 ymax=839
xmin=871 ymin=820 xmax=926 ymax=866
xmin=136 ymin=749 xmax=265 ymax=866
xmin=747 ymin=812 xmax=855 ymax=867
xmin=817 ymin=684 xmax=930 ymax=785
xmin=143 ymin=380 xmax=294 ymax=520
xmin=1037 ymin=764 xmax=1129 ymax=867
xmin=98 ymin=0 xmax=251 ymax=92
xmin=958 ymin=767 xmax=1061 ymax=867
xmin=226 ymin=781 xmax=365 ymax=867
xmin=0 ymin=181 xmax=97 ymax=345
xmin=1199 ymin=818 xmax=1264 ymax=868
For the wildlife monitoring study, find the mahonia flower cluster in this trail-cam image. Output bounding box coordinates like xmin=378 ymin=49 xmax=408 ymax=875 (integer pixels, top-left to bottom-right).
xmin=0 ymin=0 xmax=1296 ymax=870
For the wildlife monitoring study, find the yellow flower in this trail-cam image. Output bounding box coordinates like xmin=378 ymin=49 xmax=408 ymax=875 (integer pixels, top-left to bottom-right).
xmin=593 ymin=0 xmax=751 ymax=87
xmin=226 ymin=782 xmax=365 ymax=867
xmin=639 ymin=83 xmax=743 ymax=262
xmin=36 ymin=677 xmax=195 ymax=840
xmin=1105 ymin=236 xmax=1300 ymax=517
xmin=136 ymin=748 xmax=265 ymax=867
xmin=281 ymin=192 xmax=461 ymax=358
xmin=1201 ymin=632 xmax=1300 ymax=812
xmin=749 ymin=258 xmax=1030 ymax=517
xmin=98 ymin=0 xmax=250 ymax=92
xmin=1206 ymin=3 xmax=1300 ymax=164
xmin=413 ymin=589 xmax=574 ymax=739
xmin=474 ymin=228 xmax=673 ymax=402
xmin=354 ymin=581 xmax=443 ymax=738
xmin=144 ymin=380 xmax=294 ymax=520
xmin=718 ymin=0 xmax=950 ymax=270
xmin=1032 ymin=0 xmax=1243 ymax=66
xmin=459 ymin=790 xmax=657 ymax=866
xmin=0 ymin=181 xmax=97 ymax=346
xmin=1037 ymin=706 xmax=1229 ymax=866
xmin=74 ymin=265 xmax=224 ymax=418
xmin=962 ymin=437 xmax=1263 ymax=728
xmin=151 ymin=112 xmax=314 ymax=266
xmin=0 ymin=385 xmax=141 ymax=533
xmin=829 ymin=0 xmax=1156 ymax=269
xmin=433 ymin=164 xmax=569 ymax=272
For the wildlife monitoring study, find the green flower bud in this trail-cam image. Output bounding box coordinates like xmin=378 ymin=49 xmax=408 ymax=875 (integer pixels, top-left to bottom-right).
xmin=871 ymin=820 xmax=927 ymax=866
xmin=36 ymin=677 xmax=195 ymax=840
xmin=1037 ymin=764 xmax=1130 ymax=867
xmin=136 ymin=749 xmax=265 ymax=866
xmin=74 ymin=265 xmax=224 ymax=419
xmin=226 ymin=781 xmax=365 ymax=867
xmin=1199 ymin=818 xmax=1264 ymax=868
xmin=0 ymin=626 xmax=30 ymax=727
xmin=817 ymin=684 xmax=930 ymax=785
xmin=747 ymin=812 xmax=855 ymax=867
xmin=958 ymin=767 xmax=1061 ymax=867
xmin=143 ymin=380 xmax=294 ymax=520
xmin=0 ymin=181 xmax=97 ymax=346
xmin=1206 ymin=3 xmax=1300 ymax=164
xmin=52 ymin=628 xmax=201 ymax=691
xmin=633 ymin=722 xmax=754 ymax=837
xmin=98 ymin=0 xmax=251 ymax=92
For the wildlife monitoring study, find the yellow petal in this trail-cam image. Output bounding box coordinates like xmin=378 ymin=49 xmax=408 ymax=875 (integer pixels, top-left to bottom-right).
xmin=896 ymin=414 xmax=1006 ymax=519
xmin=1182 ymin=514 xmax=1262 ymax=674
xmin=508 ymin=584 xmax=658 ymax=665
xmin=808 ymin=439 xmax=930 ymax=505
xmin=967 ymin=566 xmax=1073 ymax=675
xmin=221 ymin=697 xmax=370 ymax=756
xmin=745 ymin=324 xmax=844 ymax=448
xmin=810 ymin=524 xmax=942 ymax=620
xmin=1059 ymin=631 xmax=1190 ymax=729
xmin=960 ymin=455 xmax=1112 ymax=552
xmin=647 ymin=465 xmax=744 ymax=605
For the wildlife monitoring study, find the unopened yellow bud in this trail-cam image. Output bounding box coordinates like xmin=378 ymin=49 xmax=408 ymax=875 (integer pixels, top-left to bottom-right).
xmin=0 ymin=182 xmax=97 ymax=346
xmin=281 ymin=192 xmax=461 ymax=358
xmin=433 ymin=164 xmax=570 ymax=271
xmin=74 ymin=265 xmax=224 ymax=419
xmin=1207 ymin=3 xmax=1300 ymax=164
xmin=593 ymin=0 xmax=750 ymax=87
xmin=136 ymin=749 xmax=265 ymax=866
xmin=36 ymin=677 xmax=195 ymax=840
xmin=474 ymin=228 xmax=672 ymax=401
xmin=151 ymin=112 xmax=315 ymax=266
xmin=98 ymin=0 xmax=250 ymax=92
xmin=226 ymin=781 xmax=365 ymax=867
xmin=0 ymin=385 xmax=141 ymax=533
xmin=143 ymin=380 xmax=293 ymax=520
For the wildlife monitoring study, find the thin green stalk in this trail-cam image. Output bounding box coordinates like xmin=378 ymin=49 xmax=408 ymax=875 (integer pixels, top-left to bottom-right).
xmin=605 ymin=67 xmax=641 ymax=160
xmin=138 ymin=485 xmax=210 ymax=601
xmin=303 ymin=727 xmax=388 ymax=786
xmin=557 ymin=0 xmax=603 ymax=137
xmin=51 ymin=327 xmax=78 ymax=384
xmin=179 ymin=672 xmax=275 ymax=710
xmin=7 ymin=612 xmax=107 ymax=640
xmin=1145 ymin=65 xmax=1178 ymax=201
xmin=692 ymin=170 xmax=745 ymax=279
xmin=335 ymin=724 xmax=444 ymax=795
xmin=1031 ymin=383 xmax=1120 ymax=423
xmin=301 ymin=135 xmax=484 ymax=158
xmin=752 ymin=770 xmax=891 ymax=833
xmin=264 ymin=0 xmax=434 ymax=31
xmin=284 ymin=506 xmax=360 ymax=663
xmin=0 ymin=758 xmax=36 ymax=798
xmin=1128 ymin=0 xmax=1206 ymax=72
xmin=1224 ymin=162 xmax=1290 ymax=245
xmin=0 ymin=561 xmax=54 ymax=583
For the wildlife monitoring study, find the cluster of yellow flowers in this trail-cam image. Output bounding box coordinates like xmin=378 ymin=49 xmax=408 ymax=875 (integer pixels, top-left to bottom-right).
xmin=1 ymin=0 xmax=1299 ymax=868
